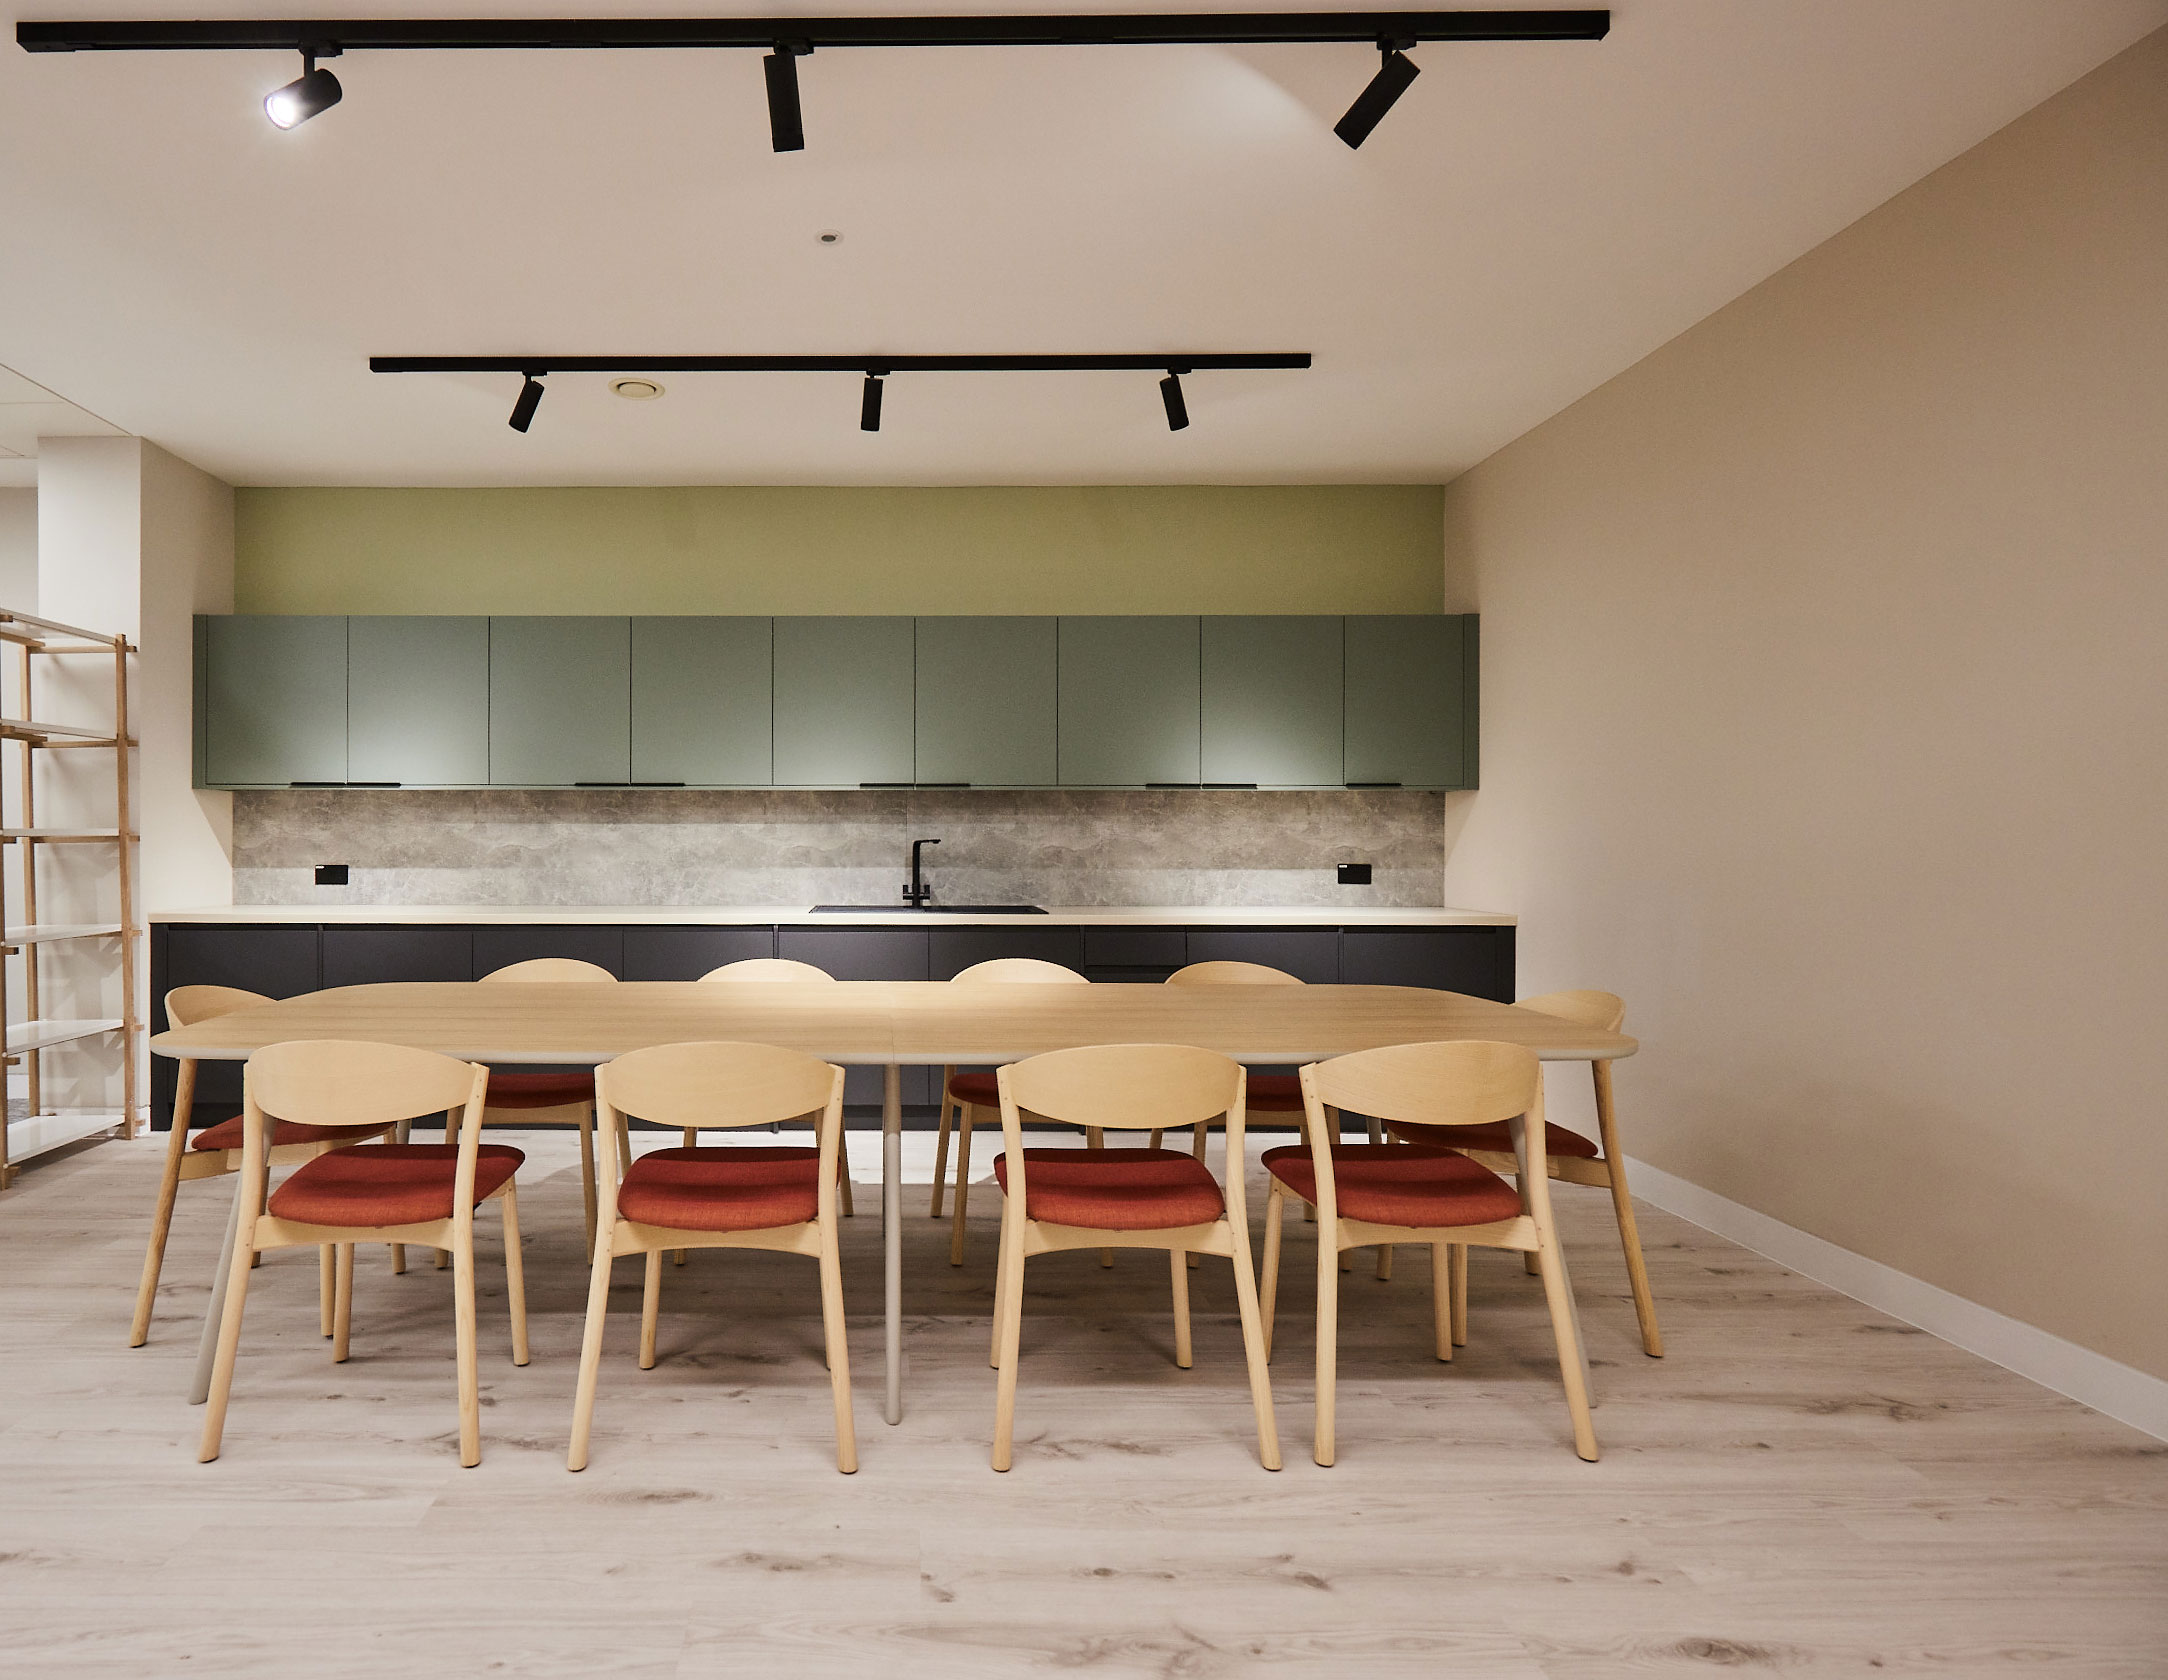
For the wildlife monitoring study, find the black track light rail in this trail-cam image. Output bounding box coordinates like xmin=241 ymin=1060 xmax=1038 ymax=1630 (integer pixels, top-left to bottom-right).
xmin=371 ymin=353 xmax=1312 ymax=374
xmin=19 ymin=12 xmax=1608 ymax=55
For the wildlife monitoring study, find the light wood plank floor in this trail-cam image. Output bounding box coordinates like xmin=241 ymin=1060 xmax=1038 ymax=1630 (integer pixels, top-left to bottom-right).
xmin=3 ymin=1131 xmax=2163 ymax=1679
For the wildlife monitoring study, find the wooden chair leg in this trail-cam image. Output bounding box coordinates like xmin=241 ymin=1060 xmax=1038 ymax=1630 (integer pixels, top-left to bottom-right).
xmin=1534 ymin=1236 xmax=1599 ymax=1462
xmin=1260 ymin=1188 xmax=1285 ymax=1361
xmin=500 ymin=1186 xmax=530 ymax=1367
xmin=1088 ymin=1128 xmax=1113 ymax=1268
xmin=391 ymin=1118 xmax=411 ymax=1274
xmin=331 ymin=1243 xmax=355 ymax=1362
xmin=1592 ymin=1061 xmax=1663 ymax=1356
xmin=1225 ymin=1219 xmax=1283 ymax=1472
xmin=638 ymin=1250 xmax=663 ymax=1370
xmin=1185 ymin=1126 xmax=1205 ymax=1268
xmin=577 ymin=1107 xmax=600 ymax=1254
xmin=1313 ymin=1228 xmax=1341 ymax=1468
xmin=1367 ymin=1117 xmax=1393 ymax=1282
xmin=566 ymin=1221 xmax=616 ymax=1471
xmin=196 ymin=1218 xmax=258 ymax=1464
xmin=1169 ymin=1247 xmax=1193 ymax=1369
xmin=838 ymin=1130 xmax=854 ymax=1218
xmin=130 ymin=1074 xmax=195 ymax=1347
xmin=1430 ymin=1243 xmax=1452 ymax=1362
xmin=989 ymin=1194 xmax=1012 ymax=1369
xmin=319 ymin=1244 xmax=336 ymax=1337
xmin=1148 ymin=1128 xmax=1164 ymax=1150
xmin=930 ymin=1078 xmax=954 ymax=1217
xmin=818 ymin=1218 xmax=857 ymax=1474
xmin=990 ymin=1213 xmax=1027 ymax=1472
xmin=453 ymin=1225 xmax=482 ymax=1469
xmin=1450 ymin=1244 xmax=1468 ymax=1346
xmin=948 ymin=1106 xmax=975 ymax=1266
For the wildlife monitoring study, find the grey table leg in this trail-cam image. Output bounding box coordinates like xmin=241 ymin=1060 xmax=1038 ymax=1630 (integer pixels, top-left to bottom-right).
xmin=189 ymin=1165 xmax=250 ymax=1405
xmin=883 ymin=1062 xmax=903 ymax=1425
xmin=1512 ymin=1114 xmax=1594 ymax=1405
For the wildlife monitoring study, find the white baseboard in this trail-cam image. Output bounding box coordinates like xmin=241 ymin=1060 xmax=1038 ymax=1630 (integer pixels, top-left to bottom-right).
xmin=1623 ymin=1155 xmax=2168 ymax=1443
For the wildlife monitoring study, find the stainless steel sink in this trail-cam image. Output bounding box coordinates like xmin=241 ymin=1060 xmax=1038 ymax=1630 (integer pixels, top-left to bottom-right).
xmin=810 ymin=904 xmax=1047 ymax=915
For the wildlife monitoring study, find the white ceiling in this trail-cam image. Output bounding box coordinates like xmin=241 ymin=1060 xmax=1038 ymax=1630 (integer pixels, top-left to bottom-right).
xmin=0 ymin=0 xmax=2160 ymax=487
xmin=0 ymin=363 xmax=127 ymax=486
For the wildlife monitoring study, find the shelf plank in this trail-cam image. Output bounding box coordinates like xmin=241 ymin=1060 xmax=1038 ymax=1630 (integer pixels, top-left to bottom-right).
xmin=0 ymin=829 xmax=130 ymax=842
xmin=0 ymin=716 xmax=117 ymax=742
xmin=7 ymin=1019 xmax=123 ymax=1054
xmin=5 ymin=923 xmax=125 ymax=945
xmin=2 ymin=1110 xmax=125 ymax=1163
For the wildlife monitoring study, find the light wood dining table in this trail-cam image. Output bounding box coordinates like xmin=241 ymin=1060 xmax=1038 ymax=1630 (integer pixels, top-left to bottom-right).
xmin=151 ymin=980 xmax=1638 ymax=1424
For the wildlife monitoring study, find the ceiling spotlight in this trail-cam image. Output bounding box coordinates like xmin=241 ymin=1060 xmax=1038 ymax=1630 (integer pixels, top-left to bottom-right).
xmin=1160 ymin=370 xmax=1190 ymax=432
xmin=611 ymin=378 xmax=664 ymax=399
xmin=1334 ymin=42 xmax=1420 ymax=150
xmin=264 ymin=48 xmax=342 ymax=130
xmin=508 ymin=372 xmax=545 ymax=432
xmin=860 ymin=371 xmax=884 ymax=433
xmin=764 ymin=42 xmax=808 ymax=153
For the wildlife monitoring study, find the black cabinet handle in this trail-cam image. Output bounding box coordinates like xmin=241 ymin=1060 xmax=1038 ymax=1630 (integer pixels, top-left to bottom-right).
xmin=289 ymin=781 xmax=401 ymax=789
xmin=574 ymin=781 xmax=686 ymax=787
xmin=1344 ymin=781 xmax=1402 ymax=789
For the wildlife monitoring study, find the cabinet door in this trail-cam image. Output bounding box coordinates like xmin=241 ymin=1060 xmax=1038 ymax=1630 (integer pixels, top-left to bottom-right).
xmin=1343 ymin=615 xmax=1477 ymax=790
xmin=347 ymin=616 xmax=489 ymax=786
xmin=1056 ymin=616 xmax=1201 ymax=787
xmin=1340 ymin=927 xmax=1513 ymax=1002
xmin=1183 ymin=927 xmax=1341 ymax=984
xmin=321 ymin=927 xmax=475 ymax=986
xmin=915 ymin=617 xmax=1056 ymax=786
xmin=772 ymin=618 xmax=915 ymax=787
xmin=489 ymin=618 xmax=631 ymax=786
xmin=632 ymin=617 xmax=773 ymax=786
xmin=201 ymin=616 xmax=347 ymax=786
xmin=471 ymin=925 xmax=625 ymax=978
xmin=927 ymin=925 xmax=1085 ymax=980
xmin=1201 ymin=616 xmax=1343 ymax=787
xmin=621 ymin=926 xmax=776 ymax=981
xmin=157 ymin=925 xmax=323 ymax=1115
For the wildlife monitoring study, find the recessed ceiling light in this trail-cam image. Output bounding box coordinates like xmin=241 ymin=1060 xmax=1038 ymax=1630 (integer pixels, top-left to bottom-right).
xmin=611 ymin=378 xmax=665 ymax=400
xmin=817 ymin=230 xmax=843 ymax=246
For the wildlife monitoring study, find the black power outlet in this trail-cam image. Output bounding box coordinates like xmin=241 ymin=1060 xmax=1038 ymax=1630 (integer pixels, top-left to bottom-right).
xmin=1336 ymin=863 xmax=1372 ymax=886
xmin=314 ymin=864 xmax=350 ymax=886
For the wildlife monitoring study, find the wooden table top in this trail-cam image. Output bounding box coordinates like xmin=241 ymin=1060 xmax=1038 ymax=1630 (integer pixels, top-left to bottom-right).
xmin=148 ymin=981 xmax=1638 ymax=1066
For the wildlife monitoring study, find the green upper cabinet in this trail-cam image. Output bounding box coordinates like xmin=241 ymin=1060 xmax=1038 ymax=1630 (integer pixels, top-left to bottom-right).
xmin=914 ymin=617 xmax=1056 ymax=786
xmin=632 ymin=617 xmax=773 ymax=786
xmin=347 ymin=616 xmax=489 ymax=786
xmin=1057 ymin=616 xmax=1201 ymax=787
xmin=773 ymin=617 xmax=915 ymax=786
xmin=1343 ymin=614 xmax=1478 ymax=789
xmin=488 ymin=617 xmax=631 ymax=785
xmin=200 ymin=614 xmax=347 ymax=786
xmin=1201 ymin=616 xmax=1344 ymax=787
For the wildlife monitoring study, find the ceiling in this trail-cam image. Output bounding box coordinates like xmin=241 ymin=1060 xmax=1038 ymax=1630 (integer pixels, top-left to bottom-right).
xmin=0 ymin=0 xmax=2160 ymax=489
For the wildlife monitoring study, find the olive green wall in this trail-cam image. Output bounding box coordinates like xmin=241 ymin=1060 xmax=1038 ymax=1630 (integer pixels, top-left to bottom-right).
xmin=234 ymin=485 xmax=1444 ymax=615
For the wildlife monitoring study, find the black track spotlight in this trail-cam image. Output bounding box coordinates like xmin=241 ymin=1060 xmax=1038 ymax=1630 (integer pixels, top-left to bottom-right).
xmin=1160 ymin=369 xmax=1190 ymax=432
xmin=1334 ymin=41 xmax=1420 ymax=149
xmin=264 ymin=48 xmax=341 ymax=129
xmin=860 ymin=371 xmax=884 ymax=432
xmin=764 ymin=42 xmax=807 ymax=152
xmin=508 ymin=372 xmax=545 ymax=433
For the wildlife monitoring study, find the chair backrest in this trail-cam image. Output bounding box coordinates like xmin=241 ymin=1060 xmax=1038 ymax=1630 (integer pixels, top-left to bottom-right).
xmin=165 ymin=984 xmax=272 ymax=1030
xmin=246 ymin=1038 xmax=484 ymax=1132
xmin=699 ymin=958 xmax=837 ymax=983
xmin=1516 ymin=989 xmax=1625 ymax=1033
xmin=1305 ymin=1040 xmax=1541 ymax=1133
xmin=1165 ymin=961 xmax=1302 ymax=987
xmin=598 ymin=1040 xmax=843 ymax=1133
xmin=950 ymin=957 xmax=1087 ymax=984
xmin=480 ymin=957 xmax=617 ymax=982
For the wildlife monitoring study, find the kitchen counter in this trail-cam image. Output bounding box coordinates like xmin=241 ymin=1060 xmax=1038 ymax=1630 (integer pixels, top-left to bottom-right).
xmin=150 ymin=903 xmax=1515 ymax=927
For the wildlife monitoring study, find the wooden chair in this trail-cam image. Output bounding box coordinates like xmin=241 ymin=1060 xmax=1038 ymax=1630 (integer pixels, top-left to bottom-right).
xmin=567 ymin=1040 xmax=856 ymax=1474
xmin=131 ymin=986 xmax=397 ymax=1349
xmin=931 ymin=957 xmax=1092 ymax=1267
xmin=1384 ymin=991 xmax=1660 ymax=1357
xmin=1260 ymin=1040 xmax=1597 ymax=1465
xmin=699 ymin=958 xmax=853 ymax=1215
xmin=197 ymin=1040 xmax=530 ymax=1468
xmin=988 ymin=1042 xmax=1279 ymax=1472
xmin=470 ymin=957 xmax=614 ymax=1254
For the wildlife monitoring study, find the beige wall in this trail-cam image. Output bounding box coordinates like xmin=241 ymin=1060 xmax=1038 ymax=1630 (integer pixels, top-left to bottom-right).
xmin=233 ymin=484 xmax=1443 ymax=615
xmin=1441 ymin=30 xmax=2168 ymax=1380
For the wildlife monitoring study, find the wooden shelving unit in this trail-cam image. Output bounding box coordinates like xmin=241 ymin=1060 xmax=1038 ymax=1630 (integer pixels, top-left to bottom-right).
xmin=0 ymin=609 xmax=138 ymax=1187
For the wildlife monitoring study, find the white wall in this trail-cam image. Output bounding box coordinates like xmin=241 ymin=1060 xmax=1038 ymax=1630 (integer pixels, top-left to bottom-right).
xmin=1440 ymin=31 xmax=2168 ymax=1382
xmin=0 ymin=488 xmax=35 ymax=609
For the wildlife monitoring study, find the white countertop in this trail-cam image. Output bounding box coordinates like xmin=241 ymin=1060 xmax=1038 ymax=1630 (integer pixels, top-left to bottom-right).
xmin=150 ymin=903 xmax=1515 ymax=928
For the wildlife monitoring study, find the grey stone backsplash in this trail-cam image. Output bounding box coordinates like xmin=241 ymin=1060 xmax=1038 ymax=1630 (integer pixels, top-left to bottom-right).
xmin=230 ymin=789 xmax=1446 ymax=909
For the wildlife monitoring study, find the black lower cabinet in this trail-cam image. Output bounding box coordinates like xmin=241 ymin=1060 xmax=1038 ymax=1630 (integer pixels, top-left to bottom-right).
xmin=1341 ymin=927 xmax=1514 ymax=1001
xmin=151 ymin=925 xmax=322 ymax=1128
xmin=1080 ymin=927 xmax=1186 ymax=981
xmin=471 ymin=925 xmax=624 ymax=978
xmin=777 ymin=929 xmax=933 ymax=1110
xmin=928 ymin=925 xmax=1085 ymax=980
xmin=622 ymin=926 xmax=775 ymax=981
xmin=1183 ymin=928 xmax=1341 ymax=984
xmin=322 ymin=927 xmax=475 ymax=988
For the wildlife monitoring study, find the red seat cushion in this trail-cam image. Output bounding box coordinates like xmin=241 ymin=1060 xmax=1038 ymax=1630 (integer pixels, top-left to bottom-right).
xmin=191 ymin=1116 xmax=392 ymax=1152
xmin=1262 ymin=1143 xmax=1523 ymax=1229
xmin=483 ymin=1070 xmax=596 ymax=1110
xmin=267 ymin=1144 xmax=524 ymax=1228
xmin=946 ymin=1070 xmax=1001 ymax=1106
xmin=615 ymin=1146 xmax=822 ymax=1232
xmin=1388 ymin=1118 xmax=1600 ymax=1159
xmin=1244 ymin=1073 xmax=1305 ymax=1113
xmin=993 ymin=1147 xmax=1225 ymax=1231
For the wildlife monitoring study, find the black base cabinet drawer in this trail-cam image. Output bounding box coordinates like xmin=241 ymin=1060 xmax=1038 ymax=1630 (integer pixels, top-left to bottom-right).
xmin=622 ymin=927 xmax=775 ymax=981
xmin=322 ymin=928 xmax=475 ymax=987
xmin=1341 ymin=927 xmax=1514 ymax=1002
xmin=1183 ymin=928 xmax=1340 ymax=984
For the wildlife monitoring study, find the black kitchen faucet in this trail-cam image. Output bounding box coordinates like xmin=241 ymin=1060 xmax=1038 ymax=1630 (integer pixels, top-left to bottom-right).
xmin=904 ymin=837 xmax=940 ymax=906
